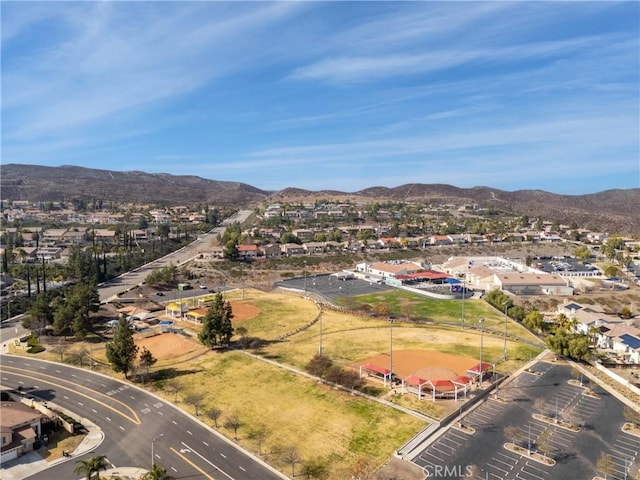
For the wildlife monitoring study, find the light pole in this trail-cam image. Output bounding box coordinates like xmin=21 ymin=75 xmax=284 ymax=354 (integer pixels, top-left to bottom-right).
xmin=318 ymin=303 xmax=323 ymax=355
xmin=503 ymin=301 xmax=509 ymax=361
xmin=389 ymin=317 xmax=394 ymax=381
xmin=479 ymin=317 xmax=484 ymax=386
xmin=461 ymin=279 xmax=466 ymax=329
xmin=151 ymin=433 xmax=164 ymax=469
xmin=303 ymin=260 xmax=307 ymax=297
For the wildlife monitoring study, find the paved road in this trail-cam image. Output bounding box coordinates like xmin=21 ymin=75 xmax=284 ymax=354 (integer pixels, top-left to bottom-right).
xmin=413 ymin=361 xmax=635 ymax=480
xmin=98 ymin=210 xmax=253 ymax=303
xmin=0 ymin=355 xmax=286 ymax=480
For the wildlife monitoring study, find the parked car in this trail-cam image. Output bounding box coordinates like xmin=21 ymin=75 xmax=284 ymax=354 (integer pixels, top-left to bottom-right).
xmin=199 ymin=285 xmax=207 ymax=289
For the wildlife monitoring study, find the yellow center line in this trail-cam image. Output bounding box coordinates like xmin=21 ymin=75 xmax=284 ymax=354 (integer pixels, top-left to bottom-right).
xmin=171 ymin=447 xmax=216 ymax=480
xmin=0 ymin=365 xmax=140 ymax=425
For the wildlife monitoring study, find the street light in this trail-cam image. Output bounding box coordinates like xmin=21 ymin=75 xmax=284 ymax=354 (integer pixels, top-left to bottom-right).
xmin=479 ymin=317 xmax=485 ymax=386
xmin=151 ymin=433 xmax=164 ymax=469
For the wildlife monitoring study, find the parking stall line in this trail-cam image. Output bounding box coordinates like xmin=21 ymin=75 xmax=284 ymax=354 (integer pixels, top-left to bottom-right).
xmin=523 ymin=461 xmax=551 ymax=474
xmin=612 ymin=444 xmax=637 ymax=456
xmin=440 ymin=436 xmax=463 ymax=448
xmin=490 ymin=456 xmax=515 ymax=470
xmin=430 ymin=443 xmax=455 ymax=457
xmin=516 ymin=470 xmax=546 ymax=480
xmin=486 ymin=461 xmax=510 ymax=477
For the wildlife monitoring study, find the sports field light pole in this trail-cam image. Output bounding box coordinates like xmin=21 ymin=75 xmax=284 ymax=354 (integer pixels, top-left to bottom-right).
xmin=479 ymin=317 xmax=485 ymax=386
xmin=318 ymin=303 xmax=323 ymax=355
xmin=389 ymin=317 xmax=394 ymax=381
xmin=151 ymin=433 xmax=164 ymax=469
xmin=461 ymin=279 xmax=466 ymax=329
xmin=503 ymin=300 xmax=509 ymax=361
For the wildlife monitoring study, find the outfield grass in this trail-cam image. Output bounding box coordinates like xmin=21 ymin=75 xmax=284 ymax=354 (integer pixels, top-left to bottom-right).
xmin=336 ymin=289 xmax=542 ymax=343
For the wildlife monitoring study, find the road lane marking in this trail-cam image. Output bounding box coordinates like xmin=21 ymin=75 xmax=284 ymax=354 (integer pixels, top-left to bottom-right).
xmin=170 ymin=447 xmax=216 ymax=480
xmin=181 ymin=441 xmax=235 ymax=480
xmin=1 ymin=366 xmax=141 ymax=424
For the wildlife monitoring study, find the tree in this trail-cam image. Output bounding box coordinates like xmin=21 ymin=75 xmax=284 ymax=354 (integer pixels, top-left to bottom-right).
xmin=300 ymin=458 xmax=329 ymax=479
xmin=28 ymin=293 xmax=53 ymax=330
xmin=198 ymin=292 xmax=234 ymax=349
xmin=597 ymin=452 xmax=615 ymax=480
xmin=224 ymin=413 xmax=242 ymax=441
xmin=305 ymin=353 xmax=334 ymax=378
xmin=105 ymin=316 xmax=139 ymax=378
xmin=536 ymin=428 xmax=553 ymax=458
xmin=74 ymin=454 xmax=109 ymax=480
xmin=533 ymin=398 xmax=547 ymax=417
xmin=503 ymin=425 xmax=524 ymax=449
xmin=139 ymin=463 xmax=174 ymax=480
xmin=282 ymin=447 xmax=301 ymax=478
xmin=184 ymin=391 xmax=205 ymax=416
xmin=139 ymin=347 xmax=157 ymax=383
xmin=523 ymin=310 xmax=544 ymax=333
xmin=165 ymin=380 xmax=181 ymax=403
xmin=207 ymin=407 xmax=222 ymax=428
xmin=247 ymin=424 xmax=269 ymax=456
xmin=235 ymin=326 xmax=249 ymax=349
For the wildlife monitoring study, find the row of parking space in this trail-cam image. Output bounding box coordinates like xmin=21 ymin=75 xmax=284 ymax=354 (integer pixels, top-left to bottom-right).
xmin=604 ymin=431 xmax=640 ymax=479
xmin=484 ymin=449 xmax=553 ymax=480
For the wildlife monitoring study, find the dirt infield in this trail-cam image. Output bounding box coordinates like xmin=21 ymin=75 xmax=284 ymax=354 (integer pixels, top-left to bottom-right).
xmin=134 ymin=333 xmax=203 ymax=361
xmin=359 ymin=350 xmax=478 ymax=379
xmin=229 ymin=301 xmax=260 ymax=322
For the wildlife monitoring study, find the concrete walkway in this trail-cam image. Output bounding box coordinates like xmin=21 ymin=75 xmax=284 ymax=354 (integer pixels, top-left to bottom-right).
xmin=0 ymin=403 xmax=148 ymax=480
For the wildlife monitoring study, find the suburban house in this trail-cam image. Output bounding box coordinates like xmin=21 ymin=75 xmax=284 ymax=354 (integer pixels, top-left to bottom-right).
xmin=237 ymin=244 xmax=258 ymax=261
xmin=260 ymin=244 xmax=281 ymax=259
xmin=281 ymin=243 xmax=305 ymax=256
xmin=0 ymin=401 xmax=46 ymax=462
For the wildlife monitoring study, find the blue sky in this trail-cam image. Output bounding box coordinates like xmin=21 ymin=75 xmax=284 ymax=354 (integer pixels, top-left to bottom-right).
xmin=2 ymin=1 xmax=639 ymax=195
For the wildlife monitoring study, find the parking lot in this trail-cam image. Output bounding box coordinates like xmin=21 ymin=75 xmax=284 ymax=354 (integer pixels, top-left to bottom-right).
xmin=274 ymin=273 xmax=393 ymax=302
xmin=413 ymin=361 xmax=637 ymax=479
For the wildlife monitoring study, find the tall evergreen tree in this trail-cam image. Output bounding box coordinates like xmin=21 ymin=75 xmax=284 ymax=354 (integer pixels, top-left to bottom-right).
xmin=198 ymin=292 xmax=234 ymax=349
xmin=106 ymin=316 xmax=139 ymax=378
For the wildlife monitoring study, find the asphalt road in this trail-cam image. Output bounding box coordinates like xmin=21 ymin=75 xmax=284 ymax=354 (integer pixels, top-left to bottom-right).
xmin=413 ymin=361 xmax=636 ymax=480
xmin=0 ymin=356 xmax=286 ymax=480
xmin=98 ymin=210 xmax=253 ymax=303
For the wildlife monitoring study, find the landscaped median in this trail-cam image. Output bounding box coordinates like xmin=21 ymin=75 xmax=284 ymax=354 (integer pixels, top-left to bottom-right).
xmin=532 ymin=413 xmax=580 ymax=432
xmin=503 ymin=442 xmax=556 ymax=466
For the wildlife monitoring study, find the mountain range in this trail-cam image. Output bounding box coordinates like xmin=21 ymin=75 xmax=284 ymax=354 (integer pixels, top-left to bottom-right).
xmin=1 ymin=164 xmax=638 ymax=234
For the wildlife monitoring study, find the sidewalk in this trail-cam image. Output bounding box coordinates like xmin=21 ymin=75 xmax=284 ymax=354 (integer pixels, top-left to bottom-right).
xmin=0 ymin=404 xmax=146 ymax=480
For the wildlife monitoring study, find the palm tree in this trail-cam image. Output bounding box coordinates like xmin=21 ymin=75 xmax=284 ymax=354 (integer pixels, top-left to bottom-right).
xmin=139 ymin=463 xmax=174 ymax=480
xmin=90 ymin=455 xmax=110 ymax=479
xmin=74 ymin=455 xmax=109 ymax=479
xmin=73 ymin=459 xmax=95 ymax=480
